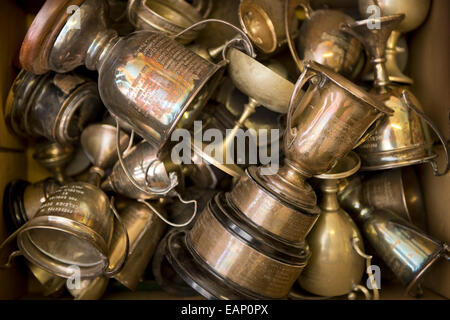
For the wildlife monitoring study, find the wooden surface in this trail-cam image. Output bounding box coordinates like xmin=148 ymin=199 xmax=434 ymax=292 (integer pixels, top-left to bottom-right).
xmin=0 ymin=0 xmax=27 ymax=150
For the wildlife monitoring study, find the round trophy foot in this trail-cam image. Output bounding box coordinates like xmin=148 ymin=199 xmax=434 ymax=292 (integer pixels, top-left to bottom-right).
xmin=3 ymin=179 xmax=30 ymax=232
xmin=20 ymin=0 xmax=85 ymax=74
xmin=358 ymin=151 xmax=437 ymax=172
xmin=164 ymin=230 xmax=256 ymax=300
xmin=152 ymin=231 xmax=198 ymax=297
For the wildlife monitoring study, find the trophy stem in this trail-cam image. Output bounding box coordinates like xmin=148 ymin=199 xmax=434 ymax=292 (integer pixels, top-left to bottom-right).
xmin=372 ymin=58 xmax=390 ymax=92
xmin=319 ymin=180 xmax=340 ymax=212
xmin=87 ymin=167 xmax=105 ymax=187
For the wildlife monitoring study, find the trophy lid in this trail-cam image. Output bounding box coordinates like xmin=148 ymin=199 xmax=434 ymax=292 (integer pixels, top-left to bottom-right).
xmin=341 ymin=14 xmax=405 ymax=60
xmin=20 ymin=0 xmax=85 ymax=74
xmin=315 ymin=152 xmax=361 ymax=180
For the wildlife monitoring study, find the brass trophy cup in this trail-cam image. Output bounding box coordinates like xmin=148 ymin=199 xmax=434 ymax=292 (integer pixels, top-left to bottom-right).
xmin=160 ymin=60 xmax=392 ymax=299
xmin=341 ymin=15 xmax=449 ymax=176
xmin=297 ymin=152 xmax=371 ymax=299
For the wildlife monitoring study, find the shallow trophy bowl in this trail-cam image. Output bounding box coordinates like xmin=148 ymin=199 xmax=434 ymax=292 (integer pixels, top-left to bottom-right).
xmin=227 ymin=47 xmax=294 ymax=113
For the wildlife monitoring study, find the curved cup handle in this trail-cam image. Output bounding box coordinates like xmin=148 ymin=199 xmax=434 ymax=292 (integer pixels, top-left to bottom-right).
xmin=400 ymin=90 xmax=450 ymax=176
xmin=172 ymin=18 xmax=255 ymax=63
xmin=0 ymin=226 xmax=24 ymax=268
xmin=103 ymin=197 xmax=130 ymax=277
xmin=138 ymin=191 xmax=198 ymax=228
xmin=286 ymin=65 xmax=319 ymax=150
xmin=350 ymin=285 xmax=371 ymax=300
xmin=284 ymin=0 xmax=313 ymax=73
xmin=352 ymin=237 xmax=380 ymax=300
xmin=115 ymin=119 xmax=179 ymax=196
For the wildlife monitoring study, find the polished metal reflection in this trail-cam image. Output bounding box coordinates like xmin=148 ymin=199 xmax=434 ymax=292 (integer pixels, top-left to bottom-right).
xmin=108 ymin=199 xmax=166 ymax=291
xmin=102 ymin=141 xmax=180 ymax=199
xmin=20 ymin=0 xmax=225 ymax=151
xmin=292 ymin=0 xmax=364 ymax=78
xmin=338 ymin=176 xmax=450 ymax=296
xmin=33 ymin=141 xmax=74 ymax=183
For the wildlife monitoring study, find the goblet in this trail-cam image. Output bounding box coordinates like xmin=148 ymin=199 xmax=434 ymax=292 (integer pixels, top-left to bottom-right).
xmin=33 ymin=141 xmax=74 ymax=183
xmin=162 ymin=61 xmax=392 ymax=300
xmin=238 ymin=0 xmax=299 ymax=54
xmin=341 ymin=15 xmax=449 ymax=176
xmin=362 ymin=167 xmax=427 ymax=230
xmin=358 ymin=0 xmax=431 ymax=84
xmin=0 ymin=123 xmax=131 ymax=279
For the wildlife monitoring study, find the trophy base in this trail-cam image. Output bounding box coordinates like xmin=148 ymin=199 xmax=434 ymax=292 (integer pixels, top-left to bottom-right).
xmin=358 ymin=147 xmax=437 ymax=171
xmin=165 ymin=192 xmax=311 ymax=300
xmin=164 ymin=230 xmax=258 ymax=300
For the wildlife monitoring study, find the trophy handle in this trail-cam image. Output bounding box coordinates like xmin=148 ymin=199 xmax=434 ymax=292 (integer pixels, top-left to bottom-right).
xmin=284 ymin=0 xmax=313 ymax=72
xmin=172 ymin=18 xmax=255 ymax=62
xmin=0 ymin=226 xmax=24 ymax=268
xmin=286 ymin=65 xmax=319 ymax=149
xmin=115 ymin=118 xmax=179 ymax=196
xmin=400 ymin=90 xmax=449 ymax=176
xmin=351 ymin=237 xmax=380 ymax=300
xmin=103 ymin=197 xmax=130 ymax=277
xmin=350 ymin=284 xmax=371 ymax=300
xmin=138 ymin=191 xmax=198 ymax=228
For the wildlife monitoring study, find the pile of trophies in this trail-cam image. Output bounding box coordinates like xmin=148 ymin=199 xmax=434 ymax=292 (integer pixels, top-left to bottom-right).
xmin=0 ymin=0 xmax=449 ymax=300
